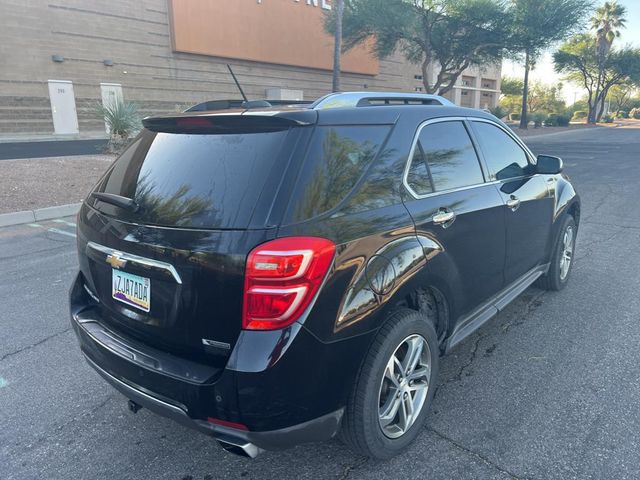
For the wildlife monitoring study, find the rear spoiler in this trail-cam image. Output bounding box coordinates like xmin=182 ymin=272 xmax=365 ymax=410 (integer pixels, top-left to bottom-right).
xmin=142 ymin=111 xmax=317 ymax=134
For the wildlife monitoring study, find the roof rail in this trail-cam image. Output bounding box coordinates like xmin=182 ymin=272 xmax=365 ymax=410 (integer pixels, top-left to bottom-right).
xmin=310 ymin=92 xmax=455 ymax=110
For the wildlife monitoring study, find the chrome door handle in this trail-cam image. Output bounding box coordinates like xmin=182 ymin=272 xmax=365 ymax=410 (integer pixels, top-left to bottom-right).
xmin=433 ymin=210 xmax=456 ymax=226
xmin=506 ymin=196 xmax=521 ymax=211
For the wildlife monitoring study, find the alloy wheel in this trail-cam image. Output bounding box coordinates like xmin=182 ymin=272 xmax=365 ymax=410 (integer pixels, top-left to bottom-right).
xmin=378 ymin=334 xmax=431 ymax=439
xmin=559 ymin=225 xmax=575 ymax=281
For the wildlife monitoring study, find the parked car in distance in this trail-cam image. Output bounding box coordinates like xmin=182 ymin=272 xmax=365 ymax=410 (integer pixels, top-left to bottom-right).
xmin=70 ymin=92 xmax=580 ymax=459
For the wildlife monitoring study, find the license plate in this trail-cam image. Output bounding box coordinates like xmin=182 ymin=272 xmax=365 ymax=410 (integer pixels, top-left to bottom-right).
xmin=112 ymin=269 xmax=150 ymax=312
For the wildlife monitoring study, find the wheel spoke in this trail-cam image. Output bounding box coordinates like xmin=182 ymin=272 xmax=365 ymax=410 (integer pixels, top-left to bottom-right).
xmin=384 ymin=355 xmax=401 ymax=388
xmin=379 ymin=394 xmax=402 ymax=427
xmin=407 ymin=366 xmax=430 ymax=389
xmin=399 ymin=393 xmax=414 ymax=432
xmin=402 ymin=336 xmax=423 ymax=376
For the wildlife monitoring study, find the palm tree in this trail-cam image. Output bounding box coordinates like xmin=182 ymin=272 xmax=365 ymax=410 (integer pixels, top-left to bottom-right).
xmin=590 ymin=1 xmax=627 ymax=61
xmin=332 ymin=0 xmax=345 ymax=92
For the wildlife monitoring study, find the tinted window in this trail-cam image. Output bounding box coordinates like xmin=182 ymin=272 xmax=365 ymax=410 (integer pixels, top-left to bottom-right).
xmin=287 ymin=126 xmax=390 ymax=222
xmin=472 ymin=122 xmax=532 ymax=180
xmin=92 ymin=129 xmax=290 ymax=229
xmin=406 ymin=121 xmax=484 ymax=195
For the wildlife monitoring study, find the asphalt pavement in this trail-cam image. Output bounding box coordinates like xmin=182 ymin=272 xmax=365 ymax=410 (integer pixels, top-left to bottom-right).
xmin=1 ymin=126 xmax=639 ymax=479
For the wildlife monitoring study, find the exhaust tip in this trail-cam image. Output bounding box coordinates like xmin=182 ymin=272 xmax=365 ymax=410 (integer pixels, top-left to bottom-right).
xmin=217 ymin=439 xmax=262 ymax=459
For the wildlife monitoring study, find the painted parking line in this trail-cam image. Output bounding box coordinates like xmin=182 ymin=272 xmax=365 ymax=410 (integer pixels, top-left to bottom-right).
xmin=53 ymin=219 xmax=77 ymax=228
xmin=27 ymin=222 xmax=77 ymax=239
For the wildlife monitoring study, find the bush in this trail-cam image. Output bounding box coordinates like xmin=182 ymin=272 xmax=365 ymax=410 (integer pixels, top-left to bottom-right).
xmin=530 ymin=112 xmax=547 ymax=128
xmin=544 ymin=113 xmax=570 ymax=127
xmin=571 ymin=110 xmax=588 ymax=121
xmin=489 ymin=105 xmax=507 ymax=119
xmin=630 ymin=108 xmax=640 ymax=120
xmin=602 ymin=114 xmax=614 ymax=123
xmin=615 ymin=110 xmax=629 ymax=118
xmin=96 ymin=101 xmax=141 ymax=153
xmin=509 ymin=112 xmax=521 ymax=121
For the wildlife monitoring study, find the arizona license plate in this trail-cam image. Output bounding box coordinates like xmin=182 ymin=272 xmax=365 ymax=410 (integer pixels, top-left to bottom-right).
xmin=112 ymin=269 xmax=151 ymax=312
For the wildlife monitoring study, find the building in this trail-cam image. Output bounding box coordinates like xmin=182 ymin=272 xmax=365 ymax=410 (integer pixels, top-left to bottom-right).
xmin=0 ymin=0 xmax=501 ymax=138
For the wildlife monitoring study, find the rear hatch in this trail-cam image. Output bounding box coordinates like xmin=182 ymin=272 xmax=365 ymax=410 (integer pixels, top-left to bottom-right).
xmin=77 ymin=111 xmax=315 ymax=366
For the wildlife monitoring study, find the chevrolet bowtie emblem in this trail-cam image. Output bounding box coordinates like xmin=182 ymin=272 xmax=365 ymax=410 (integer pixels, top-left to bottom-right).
xmin=106 ymin=253 xmax=126 ymax=269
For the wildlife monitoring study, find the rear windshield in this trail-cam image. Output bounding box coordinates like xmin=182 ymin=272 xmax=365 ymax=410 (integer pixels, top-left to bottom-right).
xmin=91 ymin=129 xmax=290 ymax=229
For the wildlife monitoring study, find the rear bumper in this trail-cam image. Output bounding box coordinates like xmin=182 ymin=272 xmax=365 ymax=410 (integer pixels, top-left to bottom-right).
xmin=70 ymin=273 xmax=350 ymax=453
xmin=82 ymin=352 xmax=343 ymax=457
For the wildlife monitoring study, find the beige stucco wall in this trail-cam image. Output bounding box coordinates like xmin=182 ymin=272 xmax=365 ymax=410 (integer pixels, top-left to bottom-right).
xmin=0 ymin=0 xmax=501 ymax=137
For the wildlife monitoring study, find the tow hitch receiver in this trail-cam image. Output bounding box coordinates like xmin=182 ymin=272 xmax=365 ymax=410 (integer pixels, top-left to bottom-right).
xmin=128 ymin=399 xmax=143 ymax=414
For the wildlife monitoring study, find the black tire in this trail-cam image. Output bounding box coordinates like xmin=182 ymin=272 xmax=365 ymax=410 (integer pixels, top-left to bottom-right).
xmin=536 ymin=215 xmax=577 ymax=291
xmin=340 ymin=308 xmax=439 ymax=459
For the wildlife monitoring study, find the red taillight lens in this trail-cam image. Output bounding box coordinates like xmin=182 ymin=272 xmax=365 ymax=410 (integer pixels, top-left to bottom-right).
xmin=242 ymin=237 xmax=336 ymax=330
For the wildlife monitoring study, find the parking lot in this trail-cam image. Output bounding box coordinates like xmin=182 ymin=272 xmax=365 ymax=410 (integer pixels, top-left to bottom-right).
xmin=1 ymin=126 xmax=639 ymax=480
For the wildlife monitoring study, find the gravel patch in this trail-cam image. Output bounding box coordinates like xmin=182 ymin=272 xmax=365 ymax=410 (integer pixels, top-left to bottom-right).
xmin=0 ymin=155 xmax=115 ymax=214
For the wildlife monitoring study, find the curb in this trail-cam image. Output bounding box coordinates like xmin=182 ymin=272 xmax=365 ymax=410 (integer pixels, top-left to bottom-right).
xmin=515 ymin=126 xmax=602 ymax=140
xmin=0 ymin=203 xmax=81 ymax=228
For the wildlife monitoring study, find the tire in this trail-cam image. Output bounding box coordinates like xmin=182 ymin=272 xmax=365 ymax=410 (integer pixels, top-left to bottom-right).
xmin=536 ymin=215 xmax=577 ymax=291
xmin=340 ymin=309 xmax=439 ymax=459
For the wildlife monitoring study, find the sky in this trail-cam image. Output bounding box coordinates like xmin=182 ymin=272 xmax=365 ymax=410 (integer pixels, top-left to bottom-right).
xmin=502 ymin=0 xmax=640 ymax=104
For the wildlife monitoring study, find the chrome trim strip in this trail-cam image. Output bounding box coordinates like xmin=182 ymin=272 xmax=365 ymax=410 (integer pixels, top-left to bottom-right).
xmin=87 ymin=241 xmax=182 ymax=284
xmin=83 ymin=353 xmax=189 ymax=417
xmin=401 ymin=116 xmax=533 ymax=201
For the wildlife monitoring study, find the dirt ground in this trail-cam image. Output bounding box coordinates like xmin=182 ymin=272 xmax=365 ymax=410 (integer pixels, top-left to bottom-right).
xmin=0 ymin=155 xmax=115 ymax=214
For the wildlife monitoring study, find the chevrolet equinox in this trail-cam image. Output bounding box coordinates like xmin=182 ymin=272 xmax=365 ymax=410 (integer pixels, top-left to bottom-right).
xmin=70 ymin=92 xmax=580 ymax=459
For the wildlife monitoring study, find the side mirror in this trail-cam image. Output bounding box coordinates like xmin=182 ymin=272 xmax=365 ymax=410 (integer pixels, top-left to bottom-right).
xmin=536 ymin=154 xmax=563 ymax=174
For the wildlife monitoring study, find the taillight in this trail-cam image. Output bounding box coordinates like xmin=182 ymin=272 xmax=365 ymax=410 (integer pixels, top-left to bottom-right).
xmin=242 ymin=237 xmax=336 ymax=330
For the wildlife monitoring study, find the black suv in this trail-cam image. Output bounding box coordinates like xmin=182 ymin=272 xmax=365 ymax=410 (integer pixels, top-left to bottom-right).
xmin=70 ymin=92 xmax=580 ymax=459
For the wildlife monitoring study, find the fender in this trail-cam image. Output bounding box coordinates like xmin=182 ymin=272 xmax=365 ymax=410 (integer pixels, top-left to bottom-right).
xmin=545 ymin=173 xmax=580 ymax=262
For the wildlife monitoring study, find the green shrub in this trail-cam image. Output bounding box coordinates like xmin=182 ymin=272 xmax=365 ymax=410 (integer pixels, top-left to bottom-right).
xmin=615 ymin=110 xmax=629 ymax=118
xmin=489 ymin=105 xmax=507 ymax=119
xmin=557 ymin=113 xmax=571 ymax=126
xmin=530 ymin=112 xmax=547 ymax=128
xmin=630 ymin=108 xmax=640 ymax=119
xmin=96 ymin=101 xmax=141 ymax=153
xmin=509 ymin=112 xmax=521 ymax=121
xmin=544 ymin=113 xmax=571 ymax=127
xmin=602 ymin=114 xmax=614 ymax=123
xmin=571 ymin=110 xmax=588 ymax=121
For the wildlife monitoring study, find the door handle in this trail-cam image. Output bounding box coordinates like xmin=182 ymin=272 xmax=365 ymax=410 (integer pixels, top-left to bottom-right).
xmin=433 ymin=209 xmax=456 ymax=227
xmin=506 ymin=195 xmax=521 ymax=211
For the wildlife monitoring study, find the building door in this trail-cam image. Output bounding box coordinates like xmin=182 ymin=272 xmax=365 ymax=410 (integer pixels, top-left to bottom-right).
xmin=100 ymin=83 xmax=123 ymax=133
xmin=48 ymin=80 xmax=79 ymax=134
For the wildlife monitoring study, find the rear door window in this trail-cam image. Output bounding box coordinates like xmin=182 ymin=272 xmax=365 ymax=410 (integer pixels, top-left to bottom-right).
xmin=92 ymin=128 xmax=292 ymax=229
xmin=285 ymin=125 xmax=390 ymax=222
xmin=471 ymin=121 xmax=533 ymax=180
xmin=406 ymin=121 xmax=484 ymax=196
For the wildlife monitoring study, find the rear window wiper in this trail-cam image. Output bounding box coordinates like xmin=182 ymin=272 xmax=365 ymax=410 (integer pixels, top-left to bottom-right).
xmin=91 ymin=192 xmax=139 ymax=213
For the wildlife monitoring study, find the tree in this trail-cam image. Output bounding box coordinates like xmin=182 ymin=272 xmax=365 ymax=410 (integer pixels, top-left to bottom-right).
xmin=591 ymin=1 xmax=627 ymax=61
xmin=527 ymin=82 xmax=566 ymax=114
xmin=500 ymin=76 xmax=523 ymax=96
xmin=506 ymin=0 xmax=593 ymax=129
xmin=590 ymin=1 xmax=627 ymax=120
xmin=554 ymin=34 xmax=640 ymax=123
xmin=608 ymin=83 xmax=636 ymax=112
xmin=330 ymin=0 xmax=510 ymax=95
xmin=331 ymin=0 xmax=345 ymax=92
